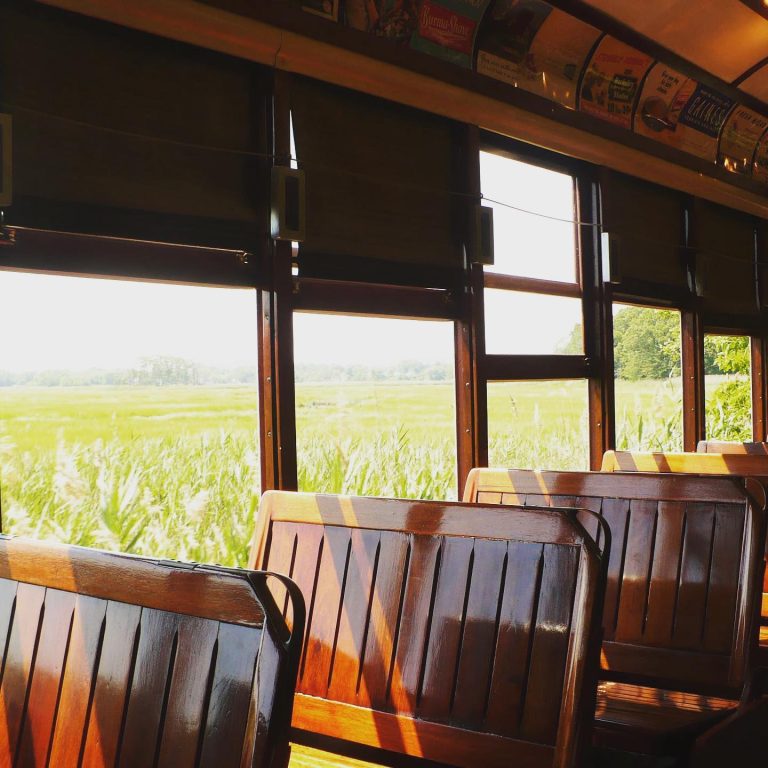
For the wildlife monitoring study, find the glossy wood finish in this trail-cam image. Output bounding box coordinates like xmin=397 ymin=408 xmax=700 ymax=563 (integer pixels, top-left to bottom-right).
xmin=601 ymin=450 xmax=768 ymax=480
xmin=464 ymin=469 xmax=764 ymax=695
xmin=0 ymin=535 xmax=304 ymax=768
xmin=698 ymin=441 xmax=768 ymax=455
xmin=251 ymin=491 xmax=605 ymax=768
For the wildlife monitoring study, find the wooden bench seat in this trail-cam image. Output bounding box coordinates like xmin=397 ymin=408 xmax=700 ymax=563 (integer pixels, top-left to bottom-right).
xmin=601 ymin=450 xmax=768 ymax=631
xmin=0 ymin=534 xmax=305 ymax=768
xmin=251 ymin=491 xmax=606 ymax=768
xmin=698 ymin=441 xmax=768 ymax=455
xmin=463 ymin=468 xmax=768 ymax=763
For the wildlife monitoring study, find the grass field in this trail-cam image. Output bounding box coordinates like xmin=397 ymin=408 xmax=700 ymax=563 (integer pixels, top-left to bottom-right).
xmin=0 ymin=377 xmax=735 ymax=565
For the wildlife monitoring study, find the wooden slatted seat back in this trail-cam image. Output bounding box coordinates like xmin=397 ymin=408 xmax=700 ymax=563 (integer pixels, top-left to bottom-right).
xmin=250 ymin=491 xmax=605 ymax=768
xmin=602 ymin=450 xmax=768 ymax=596
xmin=464 ymin=468 xmax=765 ymax=698
xmin=0 ymin=535 xmax=304 ymax=768
xmin=698 ymin=440 xmax=768 ymax=455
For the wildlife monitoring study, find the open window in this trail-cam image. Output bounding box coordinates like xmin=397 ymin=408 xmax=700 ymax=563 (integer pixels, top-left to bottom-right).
xmin=0 ymin=270 xmax=260 ymax=565
xmin=613 ymin=303 xmax=683 ymax=451
xmin=292 ymin=312 xmax=457 ymax=498
xmin=704 ymin=333 xmax=753 ymax=441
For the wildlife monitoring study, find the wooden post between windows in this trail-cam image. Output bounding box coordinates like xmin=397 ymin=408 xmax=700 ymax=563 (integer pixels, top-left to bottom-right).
xmin=682 ymin=310 xmax=705 ymax=450
xmin=751 ymin=336 xmax=767 ymax=441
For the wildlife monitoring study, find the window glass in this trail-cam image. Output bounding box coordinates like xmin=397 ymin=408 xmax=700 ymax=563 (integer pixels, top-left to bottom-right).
xmin=293 ymin=313 xmax=456 ymax=499
xmin=487 ymin=380 xmax=589 ymax=470
xmin=613 ymin=304 xmax=683 ymax=451
xmin=484 ymin=289 xmax=583 ymax=355
xmin=480 ymin=151 xmax=577 ymax=282
xmin=0 ymin=271 xmax=259 ymax=565
xmin=705 ymin=334 xmax=752 ymax=441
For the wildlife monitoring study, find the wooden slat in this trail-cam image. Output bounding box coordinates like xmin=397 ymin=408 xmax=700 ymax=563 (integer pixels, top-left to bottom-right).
xmin=15 ymin=589 xmax=76 ymax=767
xmin=300 ymin=527 xmax=351 ymax=698
xmin=47 ymin=594 xmax=108 ymax=768
xmin=485 ymin=542 xmax=543 ymax=737
xmin=198 ymin=623 xmax=262 ymax=768
xmin=156 ymin=616 xmax=219 ymax=767
xmin=283 ymin=523 xmax=324 ymax=640
xmin=0 ymin=583 xmax=46 ymax=762
xmin=521 ymin=544 xmax=579 ymax=745
xmin=328 ymin=529 xmax=378 ymax=705
xmin=673 ymin=504 xmax=716 ymax=650
xmin=80 ymin=601 xmax=142 ymax=768
xmin=703 ymin=506 xmax=744 ymax=653
xmin=643 ymin=502 xmax=686 ymax=647
xmin=451 ymin=538 xmax=507 ymax=729
xmin=614 ymin=500 xmax=657 ymax=644
xmin=601 ymin=498 xmax=632 ymax=640
xmin=417 ymin=537 xmax=473 ymax=723
xmin=388 ymin=535 xmax=440 ymax=717
xmin=357 ymin=531 xmax=409 ymax=711
xmin=117 ymin=609 xmax=180 ymax=768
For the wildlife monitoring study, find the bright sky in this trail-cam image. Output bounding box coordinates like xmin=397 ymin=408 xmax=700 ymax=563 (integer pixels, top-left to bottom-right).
xmin=0 ymin=152 xmax=581 ymax=372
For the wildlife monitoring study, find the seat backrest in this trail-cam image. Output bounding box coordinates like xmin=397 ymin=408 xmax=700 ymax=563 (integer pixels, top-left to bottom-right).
xmin=250 ymin=491 xmax=604 ymax=768
xmin=0 ymin=535 xmax=304 ymax=768
xmin=464 ymin=468 xmax=765 ymax=698
xmin=602 ymin=449 xmax=768 ymax=483
xmin=698 ymin=440 xmax=768 ymax=455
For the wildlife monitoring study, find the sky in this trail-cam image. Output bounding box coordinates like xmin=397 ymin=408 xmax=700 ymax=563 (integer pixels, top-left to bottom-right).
xmin=0 ymin=152 xmax=582 ymax=372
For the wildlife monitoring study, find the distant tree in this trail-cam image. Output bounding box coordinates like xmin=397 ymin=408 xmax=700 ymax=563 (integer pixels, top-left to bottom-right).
xmin=613 ymin=307 xmax=681 ymax=380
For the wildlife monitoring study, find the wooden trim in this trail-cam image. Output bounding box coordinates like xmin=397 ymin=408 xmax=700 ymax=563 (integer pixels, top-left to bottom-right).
xmin=258 ymin=491 xmax=591 ymax=544
xmin=483 ymin=272 xmax=581 ymax=298
xmin=465 ymin=467 xmax=754 ymax=504
xmin=455 ymin=126 xmax=483 ymax=493
xmin=0 ymin=227 xmax=263 ymax=287
xmin=291 ymin=697 xmax=555 ymax=768
xmin=270 ymin=71 xmax=297 ymax=491
xmin=485 ymin=354 xmax=589 ymax=381
xmin=601 ymin=449 xmax=768 ymax=479
xmin=293 ymin=278 xmax=459 ymax=320
xmin=752 ymin=336 xmax=767 ymax=441
xmin=0 ymin=536 xmax=265 ymax=625
xmin=682 ymin=310 xmax=706 ymax=450
xmin=36 ymin=0 xmax=768 ymax=220
xmin=578 ymin=175 xmax=614 ymax=468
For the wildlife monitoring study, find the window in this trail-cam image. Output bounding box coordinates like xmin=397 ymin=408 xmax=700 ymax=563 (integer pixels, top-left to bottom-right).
xmin=293 ymin=313 xmax=457 ymax=499
xmin=613 ymin=304 xmax=683 ymax=451
xmin=487 ymin=380 xmax=589 ymax=470
xmin=0 ymin=271 xmax=259 ymax=565
xmin=480 ymin=151 xmax=577 ymax=282
xmin=704 ymin=334 xmax=752 ymax=441
xmin=480 ymin=147 xmax=588 ymax=470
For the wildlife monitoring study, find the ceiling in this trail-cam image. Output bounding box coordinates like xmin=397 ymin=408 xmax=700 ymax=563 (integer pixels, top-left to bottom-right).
xmin=580 ymin=0 xmax=768 ymax=101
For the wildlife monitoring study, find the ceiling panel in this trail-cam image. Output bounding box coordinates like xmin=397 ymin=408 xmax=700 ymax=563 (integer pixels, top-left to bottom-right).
xmin=741 ymin=64 xmax=768 ymax=100
xmin=581 ymin=0 xmax=768 ymax=83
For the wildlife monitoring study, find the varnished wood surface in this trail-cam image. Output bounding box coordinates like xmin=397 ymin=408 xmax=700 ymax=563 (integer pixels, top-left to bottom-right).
xmin=0 ymin=534 xmax=264 ymax=625
xmin=252 ymin=491 xmax=605 ymax=768
xmin=0 ymin=535 xmax=302 ymax=768
xmin=464 ymin=468 xmax=764 ymax=697
xmin=697 ymin=441 xmax=768 ymax=455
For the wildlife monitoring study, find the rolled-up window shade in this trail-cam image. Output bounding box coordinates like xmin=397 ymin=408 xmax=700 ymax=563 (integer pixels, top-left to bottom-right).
xmin=694 ymin=200 xmax=757 ymax=316
xmin=0 ymin=2 xmax=268 ymax=247
xmin=291 ymin=76 xmax=461 ymax=283
xmin=601 ymin=171 xmax=686 ymax=288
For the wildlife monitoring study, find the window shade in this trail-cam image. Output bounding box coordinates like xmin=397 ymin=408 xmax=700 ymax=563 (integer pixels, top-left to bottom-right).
xmin=0 ymin=2 xmax=268 ymax=248
xmin=694 ymin=200 xmax=757 ymax=316
xmin=601 ymin=171 xmax=686 ymax=288
xmin=290 ymin=76 xmax=462 ymax=284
